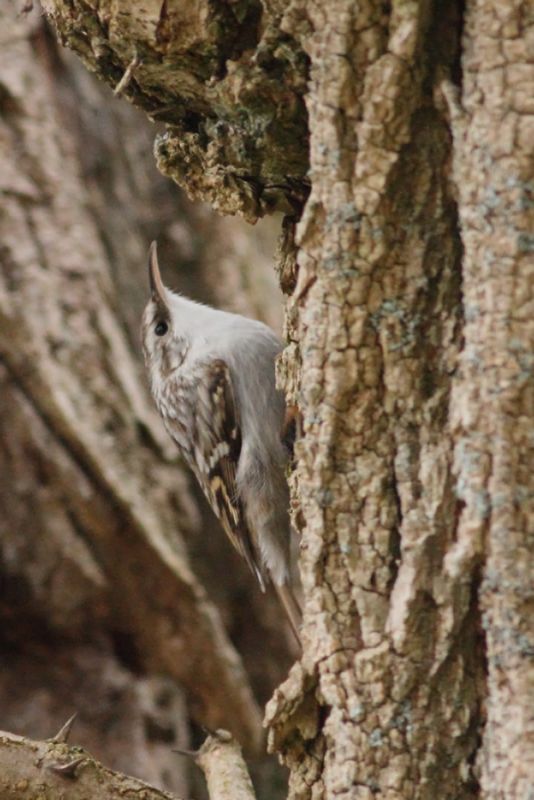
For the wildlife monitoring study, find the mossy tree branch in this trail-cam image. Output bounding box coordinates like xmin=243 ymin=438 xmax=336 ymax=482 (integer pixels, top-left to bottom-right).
xmin=41 ymin=0 xmax=310 ymax=221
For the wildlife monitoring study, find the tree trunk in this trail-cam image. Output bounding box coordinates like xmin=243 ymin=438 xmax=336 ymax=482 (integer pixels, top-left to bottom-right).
xmin=5 ymin=0 xmax=534 ymax=798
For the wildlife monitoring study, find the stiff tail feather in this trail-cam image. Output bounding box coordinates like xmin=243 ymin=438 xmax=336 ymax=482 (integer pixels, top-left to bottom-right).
xmin=274 ymin=583 xmax=302 ymax=647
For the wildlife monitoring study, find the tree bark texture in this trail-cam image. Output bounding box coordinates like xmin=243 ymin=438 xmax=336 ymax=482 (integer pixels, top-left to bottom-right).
xmin=269 ymin=3 xmax=532 ymax=799
xmin=0 ymin=728 xmax=184 ymax=800
xmin=43 ymin=0 xmax=310 ymax=221
xmin=445 ymin=5 xmax=533 ymax=796
xmin=0 ymin=726 xmax=254 ymax=800
xmin=0 ymin=4 xmax=293 ymax=797
xmin=9 ymin=0 xmax=534 ymax=799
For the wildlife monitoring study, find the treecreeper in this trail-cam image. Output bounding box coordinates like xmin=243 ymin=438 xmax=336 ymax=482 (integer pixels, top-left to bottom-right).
xmin=141 ymin=242 xmax=301 ymax=644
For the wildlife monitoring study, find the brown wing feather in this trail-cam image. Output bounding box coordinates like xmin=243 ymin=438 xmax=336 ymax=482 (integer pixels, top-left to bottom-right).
xmin=191 ymin=360 xmax=266 ymax=589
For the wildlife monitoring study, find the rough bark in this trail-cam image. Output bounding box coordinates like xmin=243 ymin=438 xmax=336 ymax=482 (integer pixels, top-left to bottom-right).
xmin=269 ymin=1 xmax=478 ymax=794
xmin=0 ymin=727 xmax=255 ymax=800
xmin=0 ymin=728 xmax=184 ymax=800
xmin=269 ymin=3 xmax=532 ymax=798
xmin=444 ymin=3 xmax=534 ymax=796
xmin=41 ymin=0 xmax=310 ymax=221
xmin=9 ymin=0 xmax=534 ymax=799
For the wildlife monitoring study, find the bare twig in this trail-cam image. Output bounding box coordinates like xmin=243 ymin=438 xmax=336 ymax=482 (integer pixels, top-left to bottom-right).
xmin=173 ymin=747 xmax=199 ymax=759
xmin=113 ymin=52 xmax=140 ymax=97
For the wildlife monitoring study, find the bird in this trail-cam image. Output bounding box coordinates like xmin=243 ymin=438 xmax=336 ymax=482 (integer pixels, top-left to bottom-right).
xmin=141 ymin=242 xmax=301 ymax=643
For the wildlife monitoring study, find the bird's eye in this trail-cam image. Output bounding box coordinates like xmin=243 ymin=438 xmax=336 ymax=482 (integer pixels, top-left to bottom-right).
xmin=155 ymin=321 xmax=168 ymax=337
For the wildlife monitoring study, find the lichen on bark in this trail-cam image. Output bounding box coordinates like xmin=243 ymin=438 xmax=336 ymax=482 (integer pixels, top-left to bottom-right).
xmin=270 ymin=2 xmax=485 ymax=798
xmin=41 ymin=0 xmax=310 ymax=221
xmin=445 ymin=2 xmax=534 ymax=796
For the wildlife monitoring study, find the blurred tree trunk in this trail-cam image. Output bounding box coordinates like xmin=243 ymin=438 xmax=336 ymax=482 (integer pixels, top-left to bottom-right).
xmin=0 ymin=4 xmax=293 ymax=798
xmin=4 ymin=0 xmax=534 ymax=799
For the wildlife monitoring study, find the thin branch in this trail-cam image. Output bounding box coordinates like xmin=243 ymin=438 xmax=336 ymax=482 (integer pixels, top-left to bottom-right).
xmin=0 ymin=727 xmax=257 ymax=800
xmin=195 ymin=730 xmax=257 ymax=800
xmin=113 ymin=52 xmax=140 ymax=97
xmin=0 ymin=729 xmax=183 ymax=800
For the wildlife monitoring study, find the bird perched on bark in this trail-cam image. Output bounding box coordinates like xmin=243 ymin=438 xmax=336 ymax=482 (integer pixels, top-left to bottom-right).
xmin=141 ymin=242 xmax=300 ymax=643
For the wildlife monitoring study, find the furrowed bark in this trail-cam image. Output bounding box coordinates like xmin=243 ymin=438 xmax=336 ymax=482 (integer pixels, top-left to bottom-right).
xmin=268 ymin=3 xmax=482 ymax=798
xmin=446 ymin=2 xmax=534 ymax=795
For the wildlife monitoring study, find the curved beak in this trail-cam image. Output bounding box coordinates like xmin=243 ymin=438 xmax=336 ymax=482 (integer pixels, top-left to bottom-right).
xmin=148 ymin=241 xmax=169 ymax=311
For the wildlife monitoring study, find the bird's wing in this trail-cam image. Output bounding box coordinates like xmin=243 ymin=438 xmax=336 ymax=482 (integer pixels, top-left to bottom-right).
xmin=188 ymin=359 xmax=266 ymax=589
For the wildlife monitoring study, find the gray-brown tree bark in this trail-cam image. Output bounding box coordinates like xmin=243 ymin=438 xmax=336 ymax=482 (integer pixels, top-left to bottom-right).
xmin=0 ymin=726 xmax=255 ymax=800
xmin=2 ymin=0 xmax=533 ymax=799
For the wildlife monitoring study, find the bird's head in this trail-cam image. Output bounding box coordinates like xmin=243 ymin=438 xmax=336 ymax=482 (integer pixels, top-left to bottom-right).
xmin=141 ymin=242 xmax=189 ymax=380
